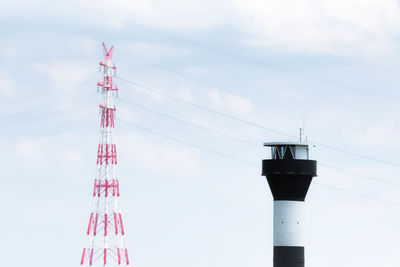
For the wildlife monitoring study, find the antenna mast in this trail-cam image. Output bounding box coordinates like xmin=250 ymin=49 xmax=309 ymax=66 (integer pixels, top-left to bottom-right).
xmin=299 ymin=115 xmax=306 ymax=143
xmin=80 ymin=43 xmax=130 ymax=266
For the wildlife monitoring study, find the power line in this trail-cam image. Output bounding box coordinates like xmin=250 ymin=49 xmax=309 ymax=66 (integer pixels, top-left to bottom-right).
xmin=315 ymin=143 xmax=400 ymax=168
xmin=1 ymin=91 xmax=97 ymax=125
xmin=54 ymin=0 xmax=398 ymax=102
xmin=117 ymin=76 xmax=400 ymax=168
xmin=0 ymin=94 xmax=98 ymax=138
xmin=118 ymin=97 xmax=400 ymax=187
xmin=0 ymin=119 xmax=97 ymax=145
xmin=319 ymin=163 xmax=400 ymax=188
xmin=0 ymin=96 xmax=98 ymax=141
xmin=0 ymin=106 xmax=97 ymax=143
xmin=117 ymin=76 xmax=295 ymax=138
xmin=118 ymin=118 xmax=258 ymax=168
xmin=118 ymin=49 xmax=375 ymax=138
xmin=313 ymin=182 xmax=400 ymax=207
xmin=216 ymin=23 xmax=400 ymax=77
xmin=54 ymin=1 xmax=400 ymax=167
xmin=117 ymin=117 xmax=400 ymax=207
xmin=118 ymin=98 xmax=260 ymax=147
xmin=56 ymin=0 xmax=400 ymax=80
xmin=3 ymin=74 xmax=97 ymax=104
xmin=118 ymin=49 xmax=238 ymax=95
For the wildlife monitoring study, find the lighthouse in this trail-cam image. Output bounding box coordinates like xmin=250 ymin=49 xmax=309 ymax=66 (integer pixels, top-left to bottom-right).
xmin=262 ymin=142 xmax=317 ymax=267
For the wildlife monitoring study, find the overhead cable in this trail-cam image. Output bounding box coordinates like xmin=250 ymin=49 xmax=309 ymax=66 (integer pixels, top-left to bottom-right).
xmin=117 ymin=117 xmax=400 ymax=207
xmin=117 ymin=76 xmax=400 ymax=168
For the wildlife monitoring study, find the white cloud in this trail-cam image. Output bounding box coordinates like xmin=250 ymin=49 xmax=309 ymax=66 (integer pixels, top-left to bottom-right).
xmin=208 ymin=89 xmax=253 ymax=114
xmin=76 ymin=0 xmax=233 ymax=30
xmin=173 ymin=85 xmax=193 ymax=102
xmin=120 ymin=41 xmax=186 ymax=61
xmin=119 ymin=133 xmax=201 ymax=175
xmin=0 ymin=70 xmax=16 ymax=96
xmin=31 ymin=61 xmax=99 ymax=115
xmin=34 ymin=61 xmax=94 ymax=83
xmin=281 ymin=91 xmax=304 ymax=100
xmin=234 ymin=0 xmax=400 ymax=55
xmin=0 ymin=38 xmax=18 ymax=60
xmin=348 ymin=122 xmax=400 ymax=148
xmin=117 ymin=105 xmax=141 ymax=123
xmin=5 ymin=0 xmax=400 ymax=56
xmin=67 ymin=0 xmax=400 ymax=56
xmin=68 ymin=37 xmax=97 ymax=54
xmin=184 ymin=66 xmax=210 ymax=77
xmin=13 ymin=139 xmax=48 ymax=168
xmin=65 ymin=149 xmax=82 ymax=162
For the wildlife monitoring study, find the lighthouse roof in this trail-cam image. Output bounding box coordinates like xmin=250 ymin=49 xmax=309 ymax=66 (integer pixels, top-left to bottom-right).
xmin=263 ymin=142 xmax=309 ymax=147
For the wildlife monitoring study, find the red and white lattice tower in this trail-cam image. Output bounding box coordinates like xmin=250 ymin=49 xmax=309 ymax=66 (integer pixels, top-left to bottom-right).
xmin=80 ymin=43 xmax=130 ymax=266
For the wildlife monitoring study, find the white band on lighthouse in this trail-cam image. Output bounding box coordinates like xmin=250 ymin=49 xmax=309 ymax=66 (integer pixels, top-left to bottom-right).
xmin=273 ymin=200 xmax=305 ymax=246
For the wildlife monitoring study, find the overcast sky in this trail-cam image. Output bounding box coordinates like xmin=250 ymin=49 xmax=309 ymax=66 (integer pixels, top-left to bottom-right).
xmin=2 ymin=1 xmax=400 ymax=267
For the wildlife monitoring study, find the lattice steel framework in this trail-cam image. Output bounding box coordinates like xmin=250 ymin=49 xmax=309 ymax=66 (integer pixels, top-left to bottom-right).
xmin=81 ymin=43 xmax=130 ymax=266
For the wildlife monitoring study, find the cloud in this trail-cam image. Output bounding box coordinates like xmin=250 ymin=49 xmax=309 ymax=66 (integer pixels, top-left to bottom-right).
xmin=119 ymin=41 xmax=186 ymax=61
xmin=5 ymin=0 xmax=400 ymax=56
xmin=233 ymin=0 xmax=400 ymax=55
xmin=173 ymin=85 xmax=193 ymax=102
xmin=348 ymin=121 xmax=400 ymax=148
xmin=68 ymin=37 xmax=97 ymax=55
xmin=281 ymin=91 xmax=304 ymax=100
xmin=77 ymin=0 xmax=233 ymax=30
xmin=65 ymin=149 xmax=82 ymax=162
xmin=117 ymin=105 xmax=141 ymax=124
xmin=0 ymin=38 xmax=18 ymax=60
xmin=118 ymin=133 xmax=201 ymax=175
xmin=208 ymin=89 xmax=253 ymax=114
xmin=33 ymin=61 xmax=94 ymax=83
xmin=13 ymin=139 xmax=48 ymax=168
xmin=0 ymin=70 xmax=16 ymax=96
xmin=68 ymin=0 xmax=400 ymax=56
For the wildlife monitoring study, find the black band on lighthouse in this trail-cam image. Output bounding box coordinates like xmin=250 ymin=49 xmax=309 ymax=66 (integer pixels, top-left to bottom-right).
xmin=262 ymin=159 xmax=317 ymax=176
xmin=262 ymin=159 xmax=316 ymax=201
xmin=267 ymin=175 xmax=312 ymax=201
xmin=274 ymin=246 xmax=304 ymax=267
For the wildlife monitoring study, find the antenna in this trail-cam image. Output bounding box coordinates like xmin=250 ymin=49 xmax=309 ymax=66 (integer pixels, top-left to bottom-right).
xmin=299 ymin=115 xmax=306 ymax=143
xmin=299 ymin=128 xmax=302 ymax=142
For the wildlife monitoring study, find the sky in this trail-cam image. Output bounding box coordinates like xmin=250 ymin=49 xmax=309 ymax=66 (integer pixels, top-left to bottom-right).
xmin=2 ymin=0 xmax=400 ymax=266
